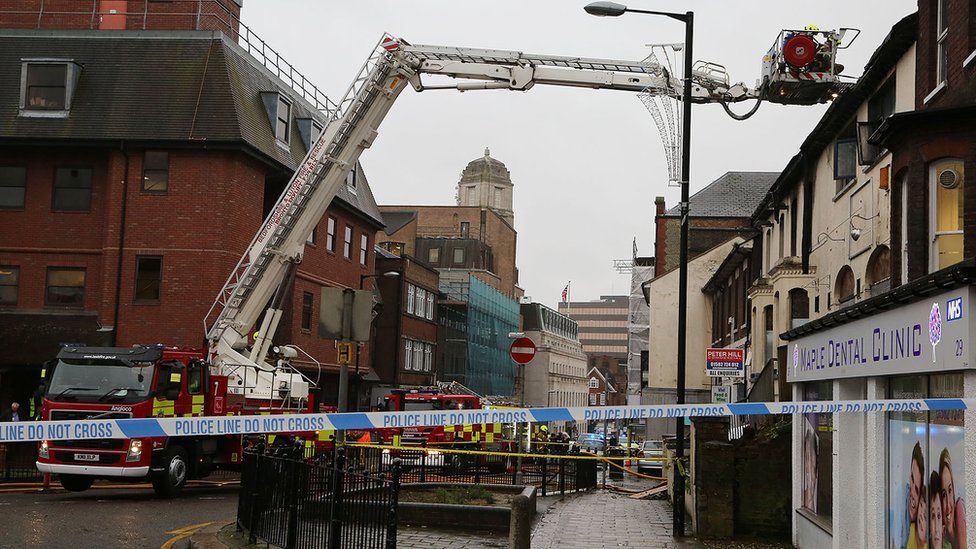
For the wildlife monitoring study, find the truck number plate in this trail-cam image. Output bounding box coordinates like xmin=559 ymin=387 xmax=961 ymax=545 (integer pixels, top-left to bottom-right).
xmin=74 ymin=453 xmax=99 ymax=462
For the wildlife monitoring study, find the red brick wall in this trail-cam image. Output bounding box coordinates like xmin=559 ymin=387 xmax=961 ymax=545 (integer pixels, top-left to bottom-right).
xmin=372 ymin=255 xmax=438 ymax=388
xmin=916 ymin=0 xmax=976 ymax=109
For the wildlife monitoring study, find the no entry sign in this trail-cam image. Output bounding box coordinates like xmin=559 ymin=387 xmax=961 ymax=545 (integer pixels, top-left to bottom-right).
xmin=510 ymin=337 xmax=537 ymax=364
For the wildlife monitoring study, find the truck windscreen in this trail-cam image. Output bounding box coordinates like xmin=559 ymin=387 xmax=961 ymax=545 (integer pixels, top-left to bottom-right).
xmin=403 ymin=401 xmax=441 ymax=412
xmin=48 ymin=359 xmax=155 ymax=403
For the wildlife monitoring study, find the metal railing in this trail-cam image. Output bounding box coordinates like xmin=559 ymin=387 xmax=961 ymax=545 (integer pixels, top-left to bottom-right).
xmin=342 ymin=444 xmax=597 ymax=497
xmin=239 ymin=446 xmax=400 ymax=549
xmin=0 ymin=442 xmax=42 ymax=482
xmin=0 ymin=0 xmax=339 ymax=115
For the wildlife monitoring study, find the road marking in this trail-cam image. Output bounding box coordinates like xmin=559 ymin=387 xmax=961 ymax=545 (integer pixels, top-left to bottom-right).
xmin=162 ymin=521 xmax=213 ymax=549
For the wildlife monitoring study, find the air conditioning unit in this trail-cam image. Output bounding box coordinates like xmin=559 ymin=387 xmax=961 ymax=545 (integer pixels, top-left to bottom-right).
xmin=939 ymin=168 xmax=961 ymax=189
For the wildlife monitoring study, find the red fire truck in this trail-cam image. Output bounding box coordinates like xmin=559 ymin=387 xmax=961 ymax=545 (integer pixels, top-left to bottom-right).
xmin=36 ymin=345 xmax=317 ymax=496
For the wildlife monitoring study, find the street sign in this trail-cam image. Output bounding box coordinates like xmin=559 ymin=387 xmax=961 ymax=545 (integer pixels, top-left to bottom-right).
xmin=711 ymin=385 xmax=731 ymax=404
xmin=510 ymin=337 xmax=536 ymax=364
xmin=705 ymin=348 xmax=744 ymax=377
xmin=337 ymin=342 xmax=354 ymax=365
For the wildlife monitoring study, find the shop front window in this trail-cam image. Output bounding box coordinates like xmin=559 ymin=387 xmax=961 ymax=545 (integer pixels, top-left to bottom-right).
xmin=887 ymin=373 xmax=966 ymax=549
xmin=803 ymin=381 xmax=833 ymax=522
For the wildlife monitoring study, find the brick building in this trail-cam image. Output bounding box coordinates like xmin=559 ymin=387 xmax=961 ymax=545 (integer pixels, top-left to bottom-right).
xmin=0 ymin=0 xmax=385 ymax=410
xmin=370 ymin=249 xmax=440 ymax=400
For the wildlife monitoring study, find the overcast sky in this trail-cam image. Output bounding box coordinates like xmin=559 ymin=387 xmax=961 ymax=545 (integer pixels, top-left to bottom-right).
xmin=241 ymin=0 xmax=915 ymax=308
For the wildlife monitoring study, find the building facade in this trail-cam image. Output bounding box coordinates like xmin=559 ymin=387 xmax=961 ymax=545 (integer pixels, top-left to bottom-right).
xmin=370 ymin=250 xmax=440 ymax=402
xmin=520 ymin=302 xmax=587 ymax=409
xmin=0 ymin=1 xmax=385 ymax=410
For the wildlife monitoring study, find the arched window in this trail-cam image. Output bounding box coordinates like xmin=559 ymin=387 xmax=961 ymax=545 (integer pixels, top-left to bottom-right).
xmin=866 ymin=245 xmax=891 ymax=289
xmin=930 ymin=158 xmax=965 ymax=270
xmin=789 ymin=288 xmax=810 ymax=329
xmin=835 ymin=266 xmax=855 ymax=303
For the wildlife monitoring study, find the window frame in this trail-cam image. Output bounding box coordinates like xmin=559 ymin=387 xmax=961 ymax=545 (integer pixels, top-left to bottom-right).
xmin=275 ymin=95 xmax=292 ymax=145
xmin=0 ymin=166 xmax=27 ymax=210
xmin=936 ymin=0 xmax=949 ymax=86
xmin=0 ymin=265 xmax=19 ymax=306
xmin=453 ymin=247 xmax=465 ymax=265
xmin=407 ymin=285 xmax=415 ymax=315
xmin=134 ymin=255 xmax=163 ymax=302
xmin=327 ymin=217 xmax=337 ymax=252
xmin=21 ymin=62 xmax=69 ymax=112
xmin=343 ymin=225 xmax=353 ymax=259
xmin=360 ymin=233 xmax=368 ymax=265
xmin=142 ymin=151 xmax=169 ymax=194
xmin=929 ymin=158 xmax=965 ymax=272
xmin=425 ymin=291 xmax=435 ymax=321
xmin=833 ymin=138 xmax=858 ymax=185
xmin=45 ymin=266 xmax=86 ymax=308
xmin=301 ymin=291 xmax=313 ymax=332
xmin=404 ymin=339 xmax=413 ymax=370
xmin=428 ymin=247 xmax=440 ymax=264
xmin=52 ymin=167 xmax=93 ymax=212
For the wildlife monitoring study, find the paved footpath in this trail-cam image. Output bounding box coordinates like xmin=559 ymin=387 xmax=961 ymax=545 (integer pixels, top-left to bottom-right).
xmin=531 ymin=489 xmax=703 ymax=549
xmin=397 ymin=526 xmax=507 ymax=548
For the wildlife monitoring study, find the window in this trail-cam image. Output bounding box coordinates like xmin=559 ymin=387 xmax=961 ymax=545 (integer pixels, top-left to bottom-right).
xmin=789 ymin=288 xmax=809 ymax=329
xmin=142 ymin=152 xmax=169 ymax=193
xmin=360 ymin=234 xmax=368 ymax=265
xmin=134 ymin=256 xmax=162 ymax=301
xmin=424 ymin=343 xmax=433 ymax=372
xmin=936 ymin=0 xmax=949 ymax=86
xmin=588 ymin=378 xmax=599 ymax=389
xmin=45 ymin=267 xmax=85 ymax=307
xmin=275 ymin=96 xmax=291 ymax=144
xmin=186 ymin=360 xmax=203 ymax=395
xmin=415 ymin=288 xmax=426 ymax=318
xmin=802 ymin=381 xmax=833 ymax=521
xmin=0 ymin=167 xmax=26 ymax=209
xmin=426 ymin=292 xmax=434 ymax=321
xmin=835 ymin=266 xmax=855 ymax=303
xmin=763 ymin=305 xmax=774 ymax=365
xmin=790 ymin=194 xmax=799 ymax=257
xmin=866 ymin=245 xmax=891 ymax=289
xmin=404 ymin=340 xmax=413 ymax=370
xmin=0 ymin=266 xmax=19 ymax=305
xmin=346 ymin=168 xmax=357 ymax=190
xmin=833 ymin=138 xmax=857 ymax=187
xmin=931 ymin=159 xmax=964 ymax=271
xmin=886 ymin=374 xmax=964 ymax=548
xmin=428 ymin=247 xmax=440 ymax=264
xmin=460 ymin=221 xmax=470 ymax=237
xmin=311 ymin=122 xmax=322 ymax=144
xmin=857 ymin=77 xmax=896 ymax=165
xmin=453 ymin=247 xmax=465 ymax=265
xmin=25 ymin=63 xmax=67 ymax=110
xmin=53 ymin=167 xmax=92 ymax=211
xmin=307 ymin=226 xmax=317 ymax=245
xmin=407 ymin=285 xmax=415 ymax=314
xmin=413 ymin=341 xmax=423 ymax=372
xmin=301 ymin=292 xmax=313 ymax=331
xmin=327 ymin=217 xmax=336 ymax=252
xmin=493 ymin=186 xmax=503 ymax=207
xmin=778 ymin=214 xmax=785 ymax=260
xmin=343 ymin=225 xmax=352 ymax=259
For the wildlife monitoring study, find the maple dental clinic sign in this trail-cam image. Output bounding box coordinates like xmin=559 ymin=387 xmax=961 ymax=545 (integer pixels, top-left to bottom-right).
xmin=788 ymin=287 xmax=974 ymax=382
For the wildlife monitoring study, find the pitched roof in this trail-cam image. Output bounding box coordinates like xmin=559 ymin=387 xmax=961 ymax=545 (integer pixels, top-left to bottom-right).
xmin=0 ymin=28 xmax=383 ymax=226
xmin=379 ymin=211 xmax=417 ymax=235
xmin=665 ymin=171 xmax=779 ymax=217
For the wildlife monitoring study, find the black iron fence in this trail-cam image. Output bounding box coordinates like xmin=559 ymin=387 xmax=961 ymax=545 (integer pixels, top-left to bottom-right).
xmin=342 ymin=445 xmax=597 ymax=497
xmin=238 ymin=447 xmax=400 ymax=549
xmin=0 ymin=442 xmax=42 ymax=482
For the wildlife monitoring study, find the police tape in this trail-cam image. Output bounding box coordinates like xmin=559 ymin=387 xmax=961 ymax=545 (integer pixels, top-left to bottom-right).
xmin=1 ymin=397 xmax=969 ymax=443
xmin=343 ymin=442 xmax=665 ymax=462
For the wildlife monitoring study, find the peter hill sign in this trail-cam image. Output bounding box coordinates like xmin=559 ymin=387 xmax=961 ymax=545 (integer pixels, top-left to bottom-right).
xmin=788 ymin=287 xmax=973 ymax=383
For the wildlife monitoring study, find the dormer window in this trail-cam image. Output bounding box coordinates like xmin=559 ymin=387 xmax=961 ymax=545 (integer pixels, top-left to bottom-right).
xmin=20 ymin=59 xmax=81 ymax=117
xmin=346 ymin=165 xmax=357 ymax=194
xmin=295 ymin=118 xmax=323 ymax=150
xmin=260 ymin=91 xmax=292 ymax=147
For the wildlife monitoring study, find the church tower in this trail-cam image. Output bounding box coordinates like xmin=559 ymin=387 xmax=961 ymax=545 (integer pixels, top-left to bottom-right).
xmin=456 ymin=148 xmax=514 ymax=226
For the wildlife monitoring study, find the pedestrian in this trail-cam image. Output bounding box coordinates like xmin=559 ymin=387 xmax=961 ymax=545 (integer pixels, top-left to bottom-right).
xmin=1 ymin=402 xmax=25 ymax=422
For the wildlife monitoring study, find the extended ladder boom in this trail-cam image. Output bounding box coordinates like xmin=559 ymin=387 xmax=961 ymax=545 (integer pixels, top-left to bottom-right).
xmin=202 ymin=34 xmax=770 ymax=400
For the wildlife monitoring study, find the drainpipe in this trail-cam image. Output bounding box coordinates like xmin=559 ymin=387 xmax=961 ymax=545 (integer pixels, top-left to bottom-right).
xmin=110 ymin=142 xmax=130 ymax=346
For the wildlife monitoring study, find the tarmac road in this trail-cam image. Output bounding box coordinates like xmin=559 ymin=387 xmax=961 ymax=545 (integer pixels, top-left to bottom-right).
xmin=0 ymin=483 xmax=238 ymax=548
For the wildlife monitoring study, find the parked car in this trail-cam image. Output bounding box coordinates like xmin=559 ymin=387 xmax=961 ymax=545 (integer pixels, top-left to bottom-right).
xmin=637 ymin=440 xmax=664 ymax=473
xmin=574 ymin=433 xmax=605 ymax=453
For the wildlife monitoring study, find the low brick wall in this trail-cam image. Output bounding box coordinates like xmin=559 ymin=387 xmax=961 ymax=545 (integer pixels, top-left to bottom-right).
xmin=396 ymin=484 xmax=535 ymax=533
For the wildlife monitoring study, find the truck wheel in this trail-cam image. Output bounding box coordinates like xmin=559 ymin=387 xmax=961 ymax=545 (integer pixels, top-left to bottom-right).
xmin=59 ymin=474 xmax=93 ymax=492
xmin=152 ymin=446 xmax=188 ymax=498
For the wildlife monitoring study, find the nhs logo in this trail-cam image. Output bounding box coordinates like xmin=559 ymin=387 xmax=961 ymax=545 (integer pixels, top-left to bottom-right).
xmin=947 ymin=297 xmax=964 ymax=322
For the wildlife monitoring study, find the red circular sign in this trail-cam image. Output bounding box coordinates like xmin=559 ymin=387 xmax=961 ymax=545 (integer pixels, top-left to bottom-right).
xmin=510 ymin=337 xmax=536 ymax=364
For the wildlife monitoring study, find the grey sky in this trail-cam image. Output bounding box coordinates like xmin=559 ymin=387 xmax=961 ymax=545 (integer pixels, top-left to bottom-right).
xmin=241 ymin=0 xmax=915 ymax=308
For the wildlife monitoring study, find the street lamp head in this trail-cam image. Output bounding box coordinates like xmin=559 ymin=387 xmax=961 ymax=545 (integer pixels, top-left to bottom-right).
xmin=584 ymin=1 xmax=627 ymax=17
xmin=381 ymin=271 xmax=401 ymax=277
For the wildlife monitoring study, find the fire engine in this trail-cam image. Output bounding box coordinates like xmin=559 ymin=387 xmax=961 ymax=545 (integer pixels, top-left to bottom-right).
xmin=37 ymin=26 xmax=856 ymax=496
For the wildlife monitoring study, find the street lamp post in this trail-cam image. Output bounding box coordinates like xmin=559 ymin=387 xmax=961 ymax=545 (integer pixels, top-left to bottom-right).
xmin=585 ymin=1 xmax=693 ymax=537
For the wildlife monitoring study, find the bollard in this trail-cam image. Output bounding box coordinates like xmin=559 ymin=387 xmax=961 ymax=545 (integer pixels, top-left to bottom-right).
xmin=509 ymin=494 xmax=532 ymax=549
